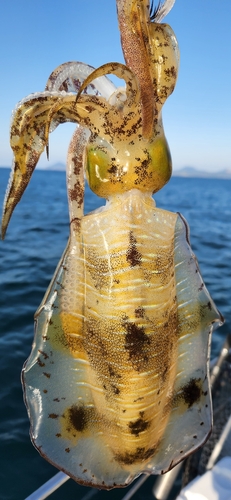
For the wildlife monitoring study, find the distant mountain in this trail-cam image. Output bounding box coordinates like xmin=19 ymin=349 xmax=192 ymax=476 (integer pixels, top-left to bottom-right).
xmin=39 ymin=162 xmax=66 ymax=171
xmin=0 ymin=163 xmax=66 ymax=171
xmin=36 ymin=164 xmax=231 ymax=179
xmin=35 ymin=164 xmax=231 ymax=179
xmin=173 ymin=166 xmax=231 ymax=179
xmin=1 ymin=164 xmax=231 ymax=179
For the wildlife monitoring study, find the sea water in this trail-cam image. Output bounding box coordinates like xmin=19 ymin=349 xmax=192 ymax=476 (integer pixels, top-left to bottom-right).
xmin=0 ymin=168 xmax=230 ymax=500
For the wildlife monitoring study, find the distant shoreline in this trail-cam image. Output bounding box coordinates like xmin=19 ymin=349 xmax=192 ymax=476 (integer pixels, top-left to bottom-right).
xmin=172 ymin=166 xmax=231 ymax=180
xmin=1 ymin=165 xmax=231 ymax=180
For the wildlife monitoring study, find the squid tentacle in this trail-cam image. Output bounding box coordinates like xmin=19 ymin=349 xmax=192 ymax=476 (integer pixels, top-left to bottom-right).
xmin=116 ymin=0 xmax=179 ymax=138
xmin=75 ymin=62 xmax=140 ymax=110
xmin=66 ymin=126 xmax=90 ymax=235
xmin=1 ymin=92 xmax=107 ymax=239
xmin=46 ymin=61 xmax=116 ymax=100
xmin=1 ymin=60 xmax=119 ymax=240
xmin=44 ymin=62 xmax=118 ymax=154
xmin=117 ymin=0 xmax=155 ymax=137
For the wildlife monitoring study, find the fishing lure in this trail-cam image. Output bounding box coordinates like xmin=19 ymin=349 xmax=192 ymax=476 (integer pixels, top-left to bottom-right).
xmin=2 ymin=0 xmax=223 ymax=491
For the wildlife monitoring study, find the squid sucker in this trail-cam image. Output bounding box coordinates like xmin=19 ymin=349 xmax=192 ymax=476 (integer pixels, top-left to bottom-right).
xmin=1 ymin=0 xmax=223 ymax=491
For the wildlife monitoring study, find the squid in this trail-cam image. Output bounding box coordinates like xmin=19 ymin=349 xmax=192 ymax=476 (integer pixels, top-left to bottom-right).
xmin=1 ymin=0 xmax=223 ymax=491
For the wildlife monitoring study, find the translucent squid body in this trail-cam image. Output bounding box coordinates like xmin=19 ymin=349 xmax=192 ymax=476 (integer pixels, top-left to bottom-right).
xmin=2 ymin=0 xmax=223 ymax=490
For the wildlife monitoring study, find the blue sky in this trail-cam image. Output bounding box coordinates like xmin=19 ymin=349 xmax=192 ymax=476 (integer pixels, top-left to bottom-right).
xmin=0 ymin=0 xmax=230 ymax=172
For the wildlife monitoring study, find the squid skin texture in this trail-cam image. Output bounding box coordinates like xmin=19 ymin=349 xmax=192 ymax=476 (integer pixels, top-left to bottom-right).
xmin=22 ymin=188 xmax=222 ymax=490
xmin=2 ymin=0 xmax=224 ymax=491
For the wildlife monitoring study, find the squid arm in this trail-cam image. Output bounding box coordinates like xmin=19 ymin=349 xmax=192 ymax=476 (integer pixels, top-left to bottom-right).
xmin=2 ymin=62 xmax=133 ymax=239
xmin=116 ymin=0 xmax=179 ymax=137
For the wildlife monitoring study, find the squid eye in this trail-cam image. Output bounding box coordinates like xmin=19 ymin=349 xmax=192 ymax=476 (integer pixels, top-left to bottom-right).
xmin=86 ymin=146 xmax=110 ymax=192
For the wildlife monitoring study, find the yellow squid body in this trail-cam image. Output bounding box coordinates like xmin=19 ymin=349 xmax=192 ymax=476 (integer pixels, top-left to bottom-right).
xmin=22 ymin=186 xmax=221 ymax=488
xmin=2 ymin=0 xmax=223 ymax=491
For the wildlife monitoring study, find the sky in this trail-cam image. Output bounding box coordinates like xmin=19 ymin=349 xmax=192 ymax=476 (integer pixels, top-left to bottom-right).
xmin=0 ymin=0 xmax=231 ymax=172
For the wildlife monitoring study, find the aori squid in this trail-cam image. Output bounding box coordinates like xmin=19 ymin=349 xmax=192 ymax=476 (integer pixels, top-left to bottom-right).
xmin=1 ymin=0 xmax=223 ymax=490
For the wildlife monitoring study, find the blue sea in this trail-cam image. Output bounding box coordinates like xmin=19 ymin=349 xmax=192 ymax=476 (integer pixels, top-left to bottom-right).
xmin=0 ymin=167 xmax=230 ymax=500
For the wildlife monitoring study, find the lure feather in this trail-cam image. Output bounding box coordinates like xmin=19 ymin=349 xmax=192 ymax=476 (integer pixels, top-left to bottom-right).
xmin=150 ymin=0 xmax=176 ymax=22
xmin=150 ymin=0 xmax=162 ymax=21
